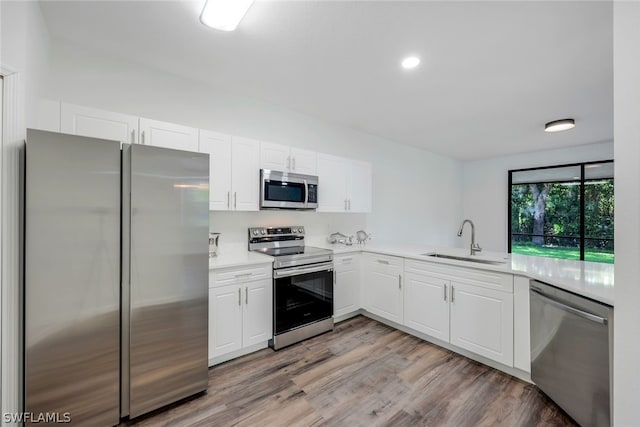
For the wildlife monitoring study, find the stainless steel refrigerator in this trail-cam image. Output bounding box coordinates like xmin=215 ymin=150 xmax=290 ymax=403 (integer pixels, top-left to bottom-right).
xmin=24 ymin=129 xmax=209 ymax=425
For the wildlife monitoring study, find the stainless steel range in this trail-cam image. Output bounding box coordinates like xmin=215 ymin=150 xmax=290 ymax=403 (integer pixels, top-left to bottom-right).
xmin=249 ymin=226 xmax=334 ymax=350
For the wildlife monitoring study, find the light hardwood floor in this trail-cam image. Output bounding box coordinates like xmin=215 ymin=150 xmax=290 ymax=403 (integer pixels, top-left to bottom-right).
xmin=125 ymin=316 xmax=576 ymax=427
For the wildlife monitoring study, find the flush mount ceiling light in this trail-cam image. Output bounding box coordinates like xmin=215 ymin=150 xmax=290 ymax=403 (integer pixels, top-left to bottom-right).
xmin=401 ymin=56 xmax=420 ymax=69
xmin=200 ymin=0 xmax=254 ymax=31
xmin=544 ymin=118 xmax=576 ymax=133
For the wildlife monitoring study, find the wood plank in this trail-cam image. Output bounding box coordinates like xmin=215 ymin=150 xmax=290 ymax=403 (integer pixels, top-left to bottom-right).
xmin=122 ymin=316 xmax=577 ymax=427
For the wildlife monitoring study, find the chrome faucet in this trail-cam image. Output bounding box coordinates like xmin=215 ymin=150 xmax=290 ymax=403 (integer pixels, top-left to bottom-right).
xmin=457 ymin=219 xmax=482 ymax=256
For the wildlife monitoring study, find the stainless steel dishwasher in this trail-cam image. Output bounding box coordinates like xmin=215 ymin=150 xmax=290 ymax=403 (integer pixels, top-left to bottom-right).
xmin=530 ymin=280 xmax=613 ymax=427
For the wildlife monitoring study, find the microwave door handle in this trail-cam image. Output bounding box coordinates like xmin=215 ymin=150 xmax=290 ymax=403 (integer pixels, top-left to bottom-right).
xmin=304 ymin=179 xmax=309 ymax=208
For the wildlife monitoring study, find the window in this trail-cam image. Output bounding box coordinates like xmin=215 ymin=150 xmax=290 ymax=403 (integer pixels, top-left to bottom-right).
xmin=508 ymin=160 xmax=614 ymax=264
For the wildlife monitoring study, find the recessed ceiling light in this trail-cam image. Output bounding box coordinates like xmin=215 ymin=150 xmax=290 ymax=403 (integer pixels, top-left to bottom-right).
xmin=544 ymin=118 xmax=575 ymax=132
xmin=401 ymin=57 xmax=420 ymax=69
xmin=200 ymin=0 xmax=254 ymax=32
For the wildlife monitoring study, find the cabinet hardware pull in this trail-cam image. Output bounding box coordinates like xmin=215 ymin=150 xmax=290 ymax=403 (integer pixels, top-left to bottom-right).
xmin=348 ymin=199 xmax=351 ymax=211
xmin=141 ymin=130 xmax=145 ymax=145
xmin=234 ymin=192 xmax=237 ymax=209
xmin=245 ymin=287 xmax=248 ymax=305
xmin=292 ymin=157 xmax=296 ymax=171
xmin=287 ymin=156 xmax=291 ymax=170
xmin=227 ymin=191 xmax=230 ymax=209
xmin=234 ymin=273 xmax=253 ymax=278
xmin=342 ymin=257 xmax=352 ymax=263
xmin=398 ymin=274 xmax=402 ymax=289
xmin=451 ymin=285 xmax=455 ymax=303
xmin=131 ymin=130 xmax=136 ymax=144
xmin=444 ymin=284 xmax=447 ymax=301
xmin=344 ymin=199 xmax=348 ymax=211
xmin=377 ymin=259 xmax=389 ymax=265
xmin=238 ymin=288 xmax=241 ymax=306
xmin=333 ymin=270 xmax=336 ymax=285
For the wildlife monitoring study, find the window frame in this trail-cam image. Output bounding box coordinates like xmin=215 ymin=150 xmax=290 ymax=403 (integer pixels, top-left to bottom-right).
xmin=507 ymin=159 xmax=614 ymax=261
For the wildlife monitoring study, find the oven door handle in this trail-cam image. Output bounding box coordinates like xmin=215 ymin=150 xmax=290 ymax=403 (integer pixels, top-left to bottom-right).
xmin=274 ymin=263 xmax=333 ymax=279
xmin=304 ymin=179 xmax=309 ymax=208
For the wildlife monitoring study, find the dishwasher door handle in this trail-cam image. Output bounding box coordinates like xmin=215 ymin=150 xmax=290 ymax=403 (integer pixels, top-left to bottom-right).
xmin=531 ymin=288 xmax=608 ymax=324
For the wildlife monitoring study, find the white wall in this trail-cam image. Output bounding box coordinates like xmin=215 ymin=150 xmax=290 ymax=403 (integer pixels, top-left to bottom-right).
xmin=613 ymin=2 xmax=640 ymax=425
xmin=0 ymin=0 xmax=51 ymax=422
xmin=0 ymin=1 xmax=50 ymax=126
xmin=44 ymin=41 xmax=463 ymax=248
xmin=461 ymin=141 xmax=614 ymax=252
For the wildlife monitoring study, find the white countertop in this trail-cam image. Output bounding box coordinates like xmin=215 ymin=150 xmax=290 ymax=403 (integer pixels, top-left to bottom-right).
xmin=208 ymin=250 xmax=273 ymax=270
xmin=311 ymin=240 xmax=615 ymax=306
xmin=209 ymin=239 xmax=614 ymax=306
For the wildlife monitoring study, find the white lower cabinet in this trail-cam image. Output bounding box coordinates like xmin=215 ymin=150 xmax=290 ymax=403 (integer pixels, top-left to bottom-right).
xmin=403 ymin=272 xmax=450 ymax=342
xmin=362 ymin=254 xmax=404 ymax=324
xmin=403 ymin=259 xmax=514 ymax=367
xmin=449 ymin=281 xmax=514 ymax=366
xmin=334 ymin=254 xmax=360 ymax=317
xmin=208 ymin=265 xmax=272 ymax=364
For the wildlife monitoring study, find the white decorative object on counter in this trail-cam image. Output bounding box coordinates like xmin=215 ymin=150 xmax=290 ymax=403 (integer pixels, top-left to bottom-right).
xmin=355 ymin=230 xmax=371 ymax=245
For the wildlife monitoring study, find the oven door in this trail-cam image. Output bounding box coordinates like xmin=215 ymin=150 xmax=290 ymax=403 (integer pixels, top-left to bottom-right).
xmin=273 ymin=263 xmax=333 ymax=335
xmin=260 ymin=169 xmax=317 ymax=210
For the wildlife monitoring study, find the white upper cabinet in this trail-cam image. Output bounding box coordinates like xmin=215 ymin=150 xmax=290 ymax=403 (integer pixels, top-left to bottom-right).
xmin=289 ymin=147 xmax=317 ymax=175
xmin=317 ymin=153 xmax=349 ymax=212
xmin=61 ymin=102 xmax=138 ymax=144
xmin=231 ymin=136 xmax=260 ymax=211
xmin=260 ymin=141 xmax=290 ymax=172
xmin=260 ymin=141 xmax=317 ymax=175
xmin=200 ymin=132 xmax=260 ymax=212
xmin=139 ymin=118 xmax=199 ymax=152
xmin=199 ymin=130 xmax=232 ymax=211
xmin=317 ymin=154 xmax=372 ymax=213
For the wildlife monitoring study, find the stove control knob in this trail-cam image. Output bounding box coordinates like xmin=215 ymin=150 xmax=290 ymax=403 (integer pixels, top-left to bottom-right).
xmin=261 ymin=229 xmax=266 ymax=235
xmin=252 ymin=230 xmax=259 ymax=235
xmin=298 ymin=228 xmax=304 ymax=233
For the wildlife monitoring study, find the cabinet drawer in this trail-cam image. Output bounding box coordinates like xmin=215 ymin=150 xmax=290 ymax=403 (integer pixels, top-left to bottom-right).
xmin=334 ymin=253 xmax=359 ymax=268
xmin=363 ymin=253 xmax=404 ymax=269
xmin=210 ymin=264 xmax=272 ymax=288
xmin=405 ymin=259 xmax=513 ymax=293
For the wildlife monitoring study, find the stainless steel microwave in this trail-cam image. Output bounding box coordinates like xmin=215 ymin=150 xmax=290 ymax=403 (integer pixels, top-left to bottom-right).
xmin=260 ymin=169 xmax=318 ymax=210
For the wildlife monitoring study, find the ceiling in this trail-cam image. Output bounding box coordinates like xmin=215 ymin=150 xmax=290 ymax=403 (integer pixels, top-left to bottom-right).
xmin=39 ymin=1 xmax=613 ymax=161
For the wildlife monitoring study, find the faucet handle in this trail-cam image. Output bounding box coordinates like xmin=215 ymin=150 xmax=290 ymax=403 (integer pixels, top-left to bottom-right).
xmin=471 ymin=243 xmax=482 ymax=253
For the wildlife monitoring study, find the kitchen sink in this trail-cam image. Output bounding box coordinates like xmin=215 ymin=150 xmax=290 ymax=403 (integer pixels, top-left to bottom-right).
xmin=420 ymin=252 xmax=508 ymax=265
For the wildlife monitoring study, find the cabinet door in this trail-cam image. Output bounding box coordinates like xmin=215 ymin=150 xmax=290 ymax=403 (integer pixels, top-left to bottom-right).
xmin=199 ymin=130 xmax=232 ymax=211
xmin=404 ymin=273 xmax=450 ymax=342
xmin=317 ymin=153 xmax=348 ymax=212
xmin=139 ymin=118 xmax=198 ymax=152
xmin=242 ymin=279 xmax=273 ymax=347
xmin=347 ymin=160 xmax=372 ymax=213
xmin=231 ymin=136 xmax=260 ymax=211
xmin=450 ymin=281 xmax=514 ymax=366
xmin=290 ymin=147 xmax=317 ymax=175
xmin=209 ymin=285 xmax=243 ymax=359
xmin=260 ymin=141 xmax=290 ymax=172
xmin=61 ymin=103 xmax=137 ymax=144
xmin=362 ymin=255 xmax=404 ymax=323
xmin=334 ymin=255 xmax=360 ymax=317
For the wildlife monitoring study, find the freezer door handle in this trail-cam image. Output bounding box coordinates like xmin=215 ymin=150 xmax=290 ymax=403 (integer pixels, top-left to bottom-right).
xmin=531 ymin=288 xmax=607 ymax=324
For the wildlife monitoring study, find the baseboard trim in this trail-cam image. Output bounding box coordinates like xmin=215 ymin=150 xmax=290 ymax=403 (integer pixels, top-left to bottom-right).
xmin=208 ymin=342 xmax=270 ymax=367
